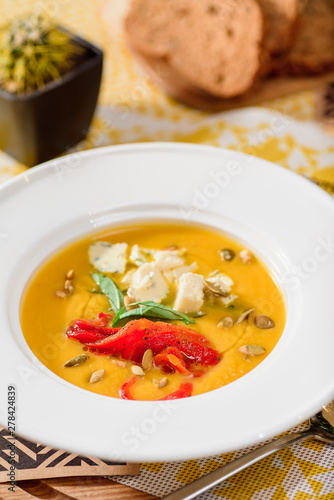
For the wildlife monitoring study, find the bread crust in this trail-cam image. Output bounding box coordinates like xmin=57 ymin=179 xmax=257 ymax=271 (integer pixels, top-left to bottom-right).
xmin=271 ymin=0 xmax=334 ymax=75
xmin=256 ymin=0 xmax=300 ymax=55
xmin=124 ymin=0 xmax=181 ymax=57
xmin=124 ymin=0 xmax=265 ymax=98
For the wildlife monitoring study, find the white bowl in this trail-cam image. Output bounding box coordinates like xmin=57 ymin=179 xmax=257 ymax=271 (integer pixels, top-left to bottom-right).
xmin=1 ymin=143 xmax=334 ymax=463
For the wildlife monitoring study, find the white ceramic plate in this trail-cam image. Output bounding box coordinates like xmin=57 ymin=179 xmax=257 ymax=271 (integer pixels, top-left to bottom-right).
xmin=1 ymin=143 xmax=334 ymax=463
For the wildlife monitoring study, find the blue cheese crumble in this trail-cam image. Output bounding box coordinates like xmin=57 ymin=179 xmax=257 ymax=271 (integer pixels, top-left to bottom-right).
xmin=88 ymin=242 xmax=128 ymax=274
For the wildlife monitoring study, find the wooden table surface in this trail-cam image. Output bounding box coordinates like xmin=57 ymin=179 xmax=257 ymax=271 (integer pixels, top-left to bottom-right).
xmin=0 ymin=477 xmax=157 ymax=500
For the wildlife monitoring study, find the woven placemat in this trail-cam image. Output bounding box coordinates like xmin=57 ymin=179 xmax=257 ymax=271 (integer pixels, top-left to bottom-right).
xmin=0 ymin=425 xmax=139 ymax=485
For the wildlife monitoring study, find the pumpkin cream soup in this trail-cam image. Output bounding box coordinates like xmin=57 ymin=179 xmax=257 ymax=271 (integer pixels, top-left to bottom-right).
xmin=21 ymin=222 xmax=285 ymax=400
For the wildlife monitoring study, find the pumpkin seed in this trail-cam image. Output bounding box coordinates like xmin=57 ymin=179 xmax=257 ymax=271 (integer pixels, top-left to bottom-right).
xmin=66 ymin=269 xmax=74 ymax=280
xmin=217 ymin=316 xmax=234 ymax=329
xmin=153 ymin=377 xmax=169 ymax=389
xmin=163 ymin=245 xmax=179 ymax=251
xmin=142 ymin=349 xmax=153 ymax=370
xmin=239 ymin=249 xmax=253 ymax=264
xmin=239 ymin=345 xmax=266 ymax=356
xmin=254 ymin=314 xmax=275 ymax=329
xmin=159 ymin=377 xmax=169 ymax=388
xmin=236 ymin=308 xmax=255 ymax=324
xmin=111 ymin=359 xmax=127 ymax=368
xmin=124 ymin=295 xmax=136 ymax=311
xmin=64 ymin=354 xmax=89 ymax=367
xmin=89 ymin=369 xmax=105 ymax=384
xmin=132 ymin=365 xmax=145 ymax=376
xmin=204 ymin=279 xmax=229 ymax=297
xmin=219 ymin=248 xmax=235 ymax=262
xmin=55 ymin=290 xmax=66 ymax=299
xmin=65 ymin=279 xmax=74 ymax=295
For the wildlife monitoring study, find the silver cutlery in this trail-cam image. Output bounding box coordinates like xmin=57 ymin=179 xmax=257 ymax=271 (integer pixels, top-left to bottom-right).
xmin=162 ymin=402 xmax=334 ymax=500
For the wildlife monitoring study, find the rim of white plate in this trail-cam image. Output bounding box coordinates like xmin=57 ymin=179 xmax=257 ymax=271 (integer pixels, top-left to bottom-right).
xmin=0 ymin=142 xmax=334 ymax=463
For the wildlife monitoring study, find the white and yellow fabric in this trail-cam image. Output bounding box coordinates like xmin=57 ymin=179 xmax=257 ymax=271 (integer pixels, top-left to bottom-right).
xmin=1 ymin=1 xmax=334 ymax=498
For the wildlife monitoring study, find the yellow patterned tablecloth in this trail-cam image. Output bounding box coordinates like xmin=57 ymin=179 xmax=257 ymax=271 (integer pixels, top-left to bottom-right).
xmin=1 ymin=1 xmax=334 ymax=498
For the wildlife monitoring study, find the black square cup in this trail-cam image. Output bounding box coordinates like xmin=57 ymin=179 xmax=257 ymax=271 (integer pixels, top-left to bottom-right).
xmin=0 ymin=30 xmax=103 ymax=167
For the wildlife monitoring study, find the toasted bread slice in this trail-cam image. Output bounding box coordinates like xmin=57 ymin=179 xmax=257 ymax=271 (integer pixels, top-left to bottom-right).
xmin=124 ymin=0 xmax=183 ymax=58
xmin=124 ymin=0 xmax=264 ymax=98
xmin=256 ymin=0 xmax=300 ymax=54
xmin=271 ymin=0 xmax=334 ymax=75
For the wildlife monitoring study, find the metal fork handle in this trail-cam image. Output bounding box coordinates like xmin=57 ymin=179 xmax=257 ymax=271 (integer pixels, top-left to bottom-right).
xmin=162 ymin=430 xmax=313 ymax=500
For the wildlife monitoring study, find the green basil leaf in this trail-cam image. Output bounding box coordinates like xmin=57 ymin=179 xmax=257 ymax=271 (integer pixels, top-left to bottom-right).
xmin=137 ymin=302 xmax=195 ymax=324
xmin=91 ymin=273 xmax=124 ymax=314
xmin=112 ymin=305 xmax=156 ymax=325
xmin=112 ymin=300 xmax=194 ymax=326
xmin=189 ymin=311 xmax=206 ymax=318
xmin=91 ymin=274 xmax=194 ymax=326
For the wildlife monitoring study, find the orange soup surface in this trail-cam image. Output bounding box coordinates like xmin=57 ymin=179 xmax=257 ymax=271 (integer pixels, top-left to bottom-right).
xmin=21 ymin=222 xmax=286 ymax=400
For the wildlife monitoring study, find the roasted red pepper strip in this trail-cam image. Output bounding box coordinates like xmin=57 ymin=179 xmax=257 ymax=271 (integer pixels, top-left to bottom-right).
xmin=69 ymin=318 xmax=119 ymax=336
xmin=159 ymin=382 xmax=193 ymax=400
xmin=145 ymin=322 xmax=210 ymax=345
xmin=77 ymin=319 xmax=221 ymax=366
xmin=160 ymin=354 xmax=191 ymax=375
xmin=119 ymin=377 xmax=193 ymax=400
xmin=98 ymin=313 xmax=112 ymax=320
xmin=66 ymin=314 xmax=119 ymax=344
xmin=119 ymin=377 xmax=136 ymax=400
xmin=154 ymin=347 xmax=192 ymax=375
xmin=66 ymin=326 xmax=107 ymax=344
